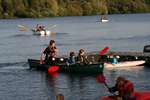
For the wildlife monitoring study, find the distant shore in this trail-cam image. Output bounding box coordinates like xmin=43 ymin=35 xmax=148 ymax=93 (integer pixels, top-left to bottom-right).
xmin=0 ymin=0 xmax=149 ymax=19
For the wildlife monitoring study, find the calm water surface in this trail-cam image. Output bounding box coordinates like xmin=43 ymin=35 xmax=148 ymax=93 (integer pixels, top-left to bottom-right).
xmin=0 ymin=14 xmax=150 ymax=100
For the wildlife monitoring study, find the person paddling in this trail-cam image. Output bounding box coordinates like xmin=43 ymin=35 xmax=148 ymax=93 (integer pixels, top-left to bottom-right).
xmin=109 ymin=76 xmax=136 ymax=100
xmin=40 ymin=40 xmax=58 ymax=65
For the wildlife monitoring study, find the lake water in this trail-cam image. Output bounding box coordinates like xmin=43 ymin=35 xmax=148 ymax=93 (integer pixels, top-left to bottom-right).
xmin=0 ymin=13 xmax=150 ymax=100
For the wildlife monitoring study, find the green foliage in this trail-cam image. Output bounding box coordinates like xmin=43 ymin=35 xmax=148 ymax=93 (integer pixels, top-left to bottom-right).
xmin=0 ymin=0 xmax=149 ymax=18
xmin=66 ymin=1 xmax=83 ymax=16
xmin=82 ymin=1 xmax=93 ymax=15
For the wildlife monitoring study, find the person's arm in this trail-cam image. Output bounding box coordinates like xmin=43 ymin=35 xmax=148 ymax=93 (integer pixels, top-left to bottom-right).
xmin=83 ymin=55 xmax=90 ymax=64
xmin=108 ymin=84 xmax=118 ymax=93
xmin=77 ymin=55 xmax=82 ymax=63
xmin=40 ymin=53 xmax=44 ymax=64
xmin=40 ymin=48 xmax=47 ymax=64
xmin=55 ymin=47 xmax=58 ymax=56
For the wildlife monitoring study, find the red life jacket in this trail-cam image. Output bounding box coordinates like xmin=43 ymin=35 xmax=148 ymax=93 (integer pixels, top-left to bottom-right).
xmin=117 ymin=80 xmax=134 ymax=97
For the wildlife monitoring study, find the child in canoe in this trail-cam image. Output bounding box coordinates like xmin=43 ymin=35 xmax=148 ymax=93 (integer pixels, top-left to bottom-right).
xmin=67 ymin=51 xmax=76 ymax=65
xmin=77 ymin=49 xmax=90 ymax=64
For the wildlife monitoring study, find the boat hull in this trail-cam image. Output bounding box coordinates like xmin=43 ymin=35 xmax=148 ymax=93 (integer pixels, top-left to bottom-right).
xmin=100 ymin=91 xmax=150 ymax=100
xmin=32 ymin=30 xmax=51 ymax=36
xmin=104 ymin=60 xmax=145 ymax=69
xmin=101 ymin=19 xmax=109 ymax=23
xmin=28 ymin=59 xmax=104 ymax=73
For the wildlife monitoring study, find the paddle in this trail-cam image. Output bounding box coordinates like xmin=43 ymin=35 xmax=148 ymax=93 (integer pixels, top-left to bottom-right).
xmin=98 ymin=47 xmax=110 ymax=73
xmin=47 ymin=24 xmax=57 ymax=30
xmin=17 ymin=24 xmax=29 ymax=31
xmin=96 ymin=74 xmax=109 ymax=89
xmin=48 ymin=65 xmax=60 ymax=73
xmin=96 ymin=74 xmax=117 ymax=96
xmin=99 ymin=47 xmax=109 ymax=55
xmin=39 ymin=57 xmax=60 ymax=73
xmin=97 ymin=47 xmax=112 ymax=89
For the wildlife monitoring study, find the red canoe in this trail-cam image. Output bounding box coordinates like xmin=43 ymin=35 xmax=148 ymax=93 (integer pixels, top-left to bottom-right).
xmin=100 ymin=91 xmax=150 ymax=100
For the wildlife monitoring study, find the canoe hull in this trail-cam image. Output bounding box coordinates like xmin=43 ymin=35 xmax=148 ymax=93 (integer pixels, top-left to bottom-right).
xmin=104 ymin=60 xmax=145 ymax=69
xmin=28 ymin=59 xmax=104 ymax=73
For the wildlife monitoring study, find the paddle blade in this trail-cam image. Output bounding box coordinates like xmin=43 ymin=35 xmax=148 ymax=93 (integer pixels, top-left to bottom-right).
xmin=96 ymin=74 xmax=106 ymax=83
xmin=48 ymin=66 xmax=60 ymax=73
xmin=99 ymin=47 xmax=109 ymax=55
xmin=47 ymin=24 xmax=57 ymax=30
xmin=17 ymin=24 xmax=28 ymax=31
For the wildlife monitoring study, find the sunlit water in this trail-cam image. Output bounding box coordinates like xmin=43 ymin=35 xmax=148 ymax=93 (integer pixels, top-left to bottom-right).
xmin=0 ymin=13 xmax=150 ymax=100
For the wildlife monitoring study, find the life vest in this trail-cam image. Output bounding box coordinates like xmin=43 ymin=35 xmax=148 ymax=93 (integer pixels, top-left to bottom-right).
xmin=117 ymin=80 xmax=134 ymax=97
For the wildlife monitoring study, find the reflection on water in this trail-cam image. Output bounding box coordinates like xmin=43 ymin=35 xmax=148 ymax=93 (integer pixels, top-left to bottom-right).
xmin=0 ymin=64 xmax=149 ymax=100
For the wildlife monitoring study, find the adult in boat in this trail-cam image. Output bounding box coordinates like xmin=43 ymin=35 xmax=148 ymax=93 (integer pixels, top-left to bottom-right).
xmin=35 ymin=24 xmax=46 ymax=32
xmin=40 ymin=40 xmax=58 ymax=65
xmin=108 ymin=76 xmax=136 ymax=100
xmin=77 ymin=49 xmax=90 ymax=64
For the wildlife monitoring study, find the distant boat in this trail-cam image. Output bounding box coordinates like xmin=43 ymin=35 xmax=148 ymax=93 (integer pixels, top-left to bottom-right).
xmin=100 ymin=15 xmax=109 ymax=23
xmin=18 ymin=24 xmax=56 ymax=36
xmin=101 ymin=19 xmax=109 ymax=23
xmin=31 ymin=29 xmax=51 ymax=36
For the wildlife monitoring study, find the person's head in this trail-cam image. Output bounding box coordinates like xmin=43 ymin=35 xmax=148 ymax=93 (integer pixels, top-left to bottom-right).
xmin=109 ymin=53 xmax=113 ymax=58
xmin=116 ymin=76 xmax=126 ymax=86
xmin=70 ymin=52 xmax=75 ymax=57
xmin=79 ymin=49 xmax=85 ymax=55
xmin=49 ymin=40 xmax=56 ymax=47
xmin=56 ymin=94 xmax=64 ymax=100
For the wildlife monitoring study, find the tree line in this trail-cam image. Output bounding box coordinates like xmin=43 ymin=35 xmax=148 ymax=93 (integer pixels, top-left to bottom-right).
xmin=0 ymin=0 xmax=149 ymax=18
